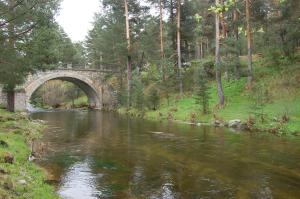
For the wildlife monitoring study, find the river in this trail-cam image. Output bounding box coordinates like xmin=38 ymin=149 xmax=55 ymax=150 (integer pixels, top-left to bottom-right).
xmin=31 ymin=110 xmax=300 ymax=199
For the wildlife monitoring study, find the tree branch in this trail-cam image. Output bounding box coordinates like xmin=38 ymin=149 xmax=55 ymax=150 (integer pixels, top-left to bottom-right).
xmin=0 ymin=1 xmax=39 ymax=28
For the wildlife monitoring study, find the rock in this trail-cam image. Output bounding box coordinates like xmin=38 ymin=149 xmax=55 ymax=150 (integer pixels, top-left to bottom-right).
xmin=228 ymin=119 xmax=242 ymax=128
xmin=212 ymin=120 xmax=224 ymax=127
xmin=0 ymin=140 xmax=8 ymax=148
xmin=4 ymin=153 xmax=14 ymax=164
xmin=18 ymin=179 xmax=27 ymax=185
xmin=238 ymin=123 xmax=249 ymax=131
xmin=150 ymin=131 xmax=164 ymax=135
xmin=28 ymin=154 xmax=36 ymax=162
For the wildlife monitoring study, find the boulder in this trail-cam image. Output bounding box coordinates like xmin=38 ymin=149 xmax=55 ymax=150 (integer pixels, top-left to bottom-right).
xmin=213 ymin=120 xmax=224 ymax=127
xmin=228 ymin=119 xmax=242 ymax=128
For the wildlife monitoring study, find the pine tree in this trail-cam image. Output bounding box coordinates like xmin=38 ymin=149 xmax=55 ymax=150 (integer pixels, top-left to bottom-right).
xmin=194 ymin=65 xmax=210 ymax=114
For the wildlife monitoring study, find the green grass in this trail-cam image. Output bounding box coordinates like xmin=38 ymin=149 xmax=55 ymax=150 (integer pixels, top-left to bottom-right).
xmin=0 ymin=109 xmax=58 ymax=199
xmin=120 ymin=59 xmax=300 ymax=135
xmin=63 ymin=95 xmax=88 ymax=109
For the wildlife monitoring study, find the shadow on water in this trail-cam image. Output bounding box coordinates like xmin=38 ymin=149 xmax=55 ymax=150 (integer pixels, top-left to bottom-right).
xmin=31 ymin=110 xmax=300 ymax=199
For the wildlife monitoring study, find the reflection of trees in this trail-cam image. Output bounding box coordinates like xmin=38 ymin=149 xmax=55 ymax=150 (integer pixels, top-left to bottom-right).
xmin=32 ymin=111 xmax=300 ymax=198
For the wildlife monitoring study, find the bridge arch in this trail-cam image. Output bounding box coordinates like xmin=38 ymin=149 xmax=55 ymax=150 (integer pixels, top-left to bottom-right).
xmin=24 ymin=71 xmax=102 ymax=109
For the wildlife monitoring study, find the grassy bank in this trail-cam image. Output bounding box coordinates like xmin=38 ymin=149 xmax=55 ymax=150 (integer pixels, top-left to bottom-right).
xmin=119 ymin=59 xmax=300 ymax=136
xmin=0 ymin=109 xmax=58 ymax=199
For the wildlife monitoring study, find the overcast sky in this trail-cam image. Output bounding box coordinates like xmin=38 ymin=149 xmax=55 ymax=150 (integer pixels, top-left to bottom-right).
xmin=56 ymin=0 xmax=101 ymax=42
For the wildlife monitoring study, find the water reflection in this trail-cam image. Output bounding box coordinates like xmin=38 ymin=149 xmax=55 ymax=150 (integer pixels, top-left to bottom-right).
xmin=31 ymin=110 xmax=300 ymax=199
xmin=59 ymin=160 xmax=101 ymax=199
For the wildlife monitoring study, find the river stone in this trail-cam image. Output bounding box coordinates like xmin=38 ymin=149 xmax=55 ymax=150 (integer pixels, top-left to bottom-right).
xmin=228 ymin=119 xmax=242 ymax=128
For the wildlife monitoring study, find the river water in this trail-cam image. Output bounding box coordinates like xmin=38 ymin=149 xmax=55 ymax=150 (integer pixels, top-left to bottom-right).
xmin=31 ymin=110 xmax=300 ymax=199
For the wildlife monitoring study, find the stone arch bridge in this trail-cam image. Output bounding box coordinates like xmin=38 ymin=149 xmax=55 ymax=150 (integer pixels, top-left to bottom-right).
xmin=0 ymin=68 xmax=117 ymax=111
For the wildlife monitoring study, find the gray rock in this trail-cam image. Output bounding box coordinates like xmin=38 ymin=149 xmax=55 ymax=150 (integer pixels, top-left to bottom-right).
xmin=228 ymin=119 xmax=242 ymax=128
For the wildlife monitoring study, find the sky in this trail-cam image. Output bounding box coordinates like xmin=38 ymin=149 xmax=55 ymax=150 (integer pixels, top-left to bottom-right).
xmin=56 ymin=0 xmax=101 ymax=42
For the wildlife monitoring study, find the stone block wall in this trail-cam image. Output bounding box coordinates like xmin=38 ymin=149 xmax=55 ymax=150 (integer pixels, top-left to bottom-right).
xmin=0 ymin=87 xmax=7 ymax=107
xmin=14 ymin=91 xmax=26 ymax=111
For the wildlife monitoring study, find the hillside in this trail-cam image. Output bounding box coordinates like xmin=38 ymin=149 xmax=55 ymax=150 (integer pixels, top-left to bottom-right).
xmin=120 ymin=57 xmax=300 ymax=135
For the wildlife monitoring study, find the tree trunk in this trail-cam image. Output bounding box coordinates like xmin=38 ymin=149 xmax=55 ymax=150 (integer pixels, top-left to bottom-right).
xmin=159 ymin=0 xmax=164 ymax=58
xmin=124 ymin=0 xmax=132 ymax=107
xmin=206 ymin=38 xmax=209 ymax=53
xmin=200 ymin=41 xmax=203 ymax=59
xmin=246 ymin=0 xmax=253 ymax=89
xmin=177 ymin=0 xmax=183 ymax=97
xmin=170 ymin=0 xmax=176 ymax=55
xmin=220 ymin=0 xmax=227 ymax=38
xmin=159 ymin=0 xmax=166 ymax=81
xmin=215 ymin=0 xmax=225 ymax=106
xmin=7 ymin=0 xmax=16 ymax=112
xmin=233 ymin=0 xmax=240 ymax=80
xmin=195 ymin=41 xmax=201 ymax=59
xmin=7 ymin=90 xmax=15 ymax=112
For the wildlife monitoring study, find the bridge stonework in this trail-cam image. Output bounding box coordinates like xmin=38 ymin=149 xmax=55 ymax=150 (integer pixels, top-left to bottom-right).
xmin=0 ymin=69 xmax=117 ymax=111
xmin=0 ymin=87 xmax=7 ymax=107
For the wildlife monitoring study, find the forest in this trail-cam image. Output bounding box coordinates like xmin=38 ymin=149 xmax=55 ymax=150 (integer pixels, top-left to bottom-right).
xmin=1 ymin=0 xmax=300 ymax=134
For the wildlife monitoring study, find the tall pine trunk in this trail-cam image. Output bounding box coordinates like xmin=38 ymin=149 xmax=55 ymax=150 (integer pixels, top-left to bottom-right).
xmin=215 ymin=0 xmax=225 ymax=106
xmin=159 ymin=0 xmax=166 ymax=81
xmin=177 ymin=0 xmax=183 ymax=97
xmin=124 ymin=0 xmax=132 ymax=107
xmin=170 ymin=0 xmax=176 ymax=56
xmin=246 ymin=0 xmax=253 ymax=89
xmin=7 ymin=0 xmax=16 ymax=112
xmin=233 ymin=0 xmax=240 ymax=80
xmin=159 ymin=0 xmax=164 ymax=58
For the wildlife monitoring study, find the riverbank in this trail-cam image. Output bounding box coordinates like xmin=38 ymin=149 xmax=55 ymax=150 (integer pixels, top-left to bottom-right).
xmin=119 ymin=61 xmax=300 ymax=136
xmin=0 ymin=109 xmax=58 ymax=199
